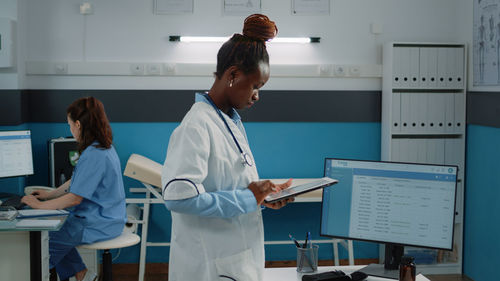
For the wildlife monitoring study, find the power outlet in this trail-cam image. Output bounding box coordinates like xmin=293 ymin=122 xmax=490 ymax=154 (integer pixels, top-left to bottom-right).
xmin=318 ymin=64 xmax=332 ymax=76
xmin=349 ymin=65 xmax=361 ymax=77
xmin=163 ymin=63 xmax=176 ymax=75
xmin=130 ymin=64 xmax=145 ymax=75
xmin=146 ymin=63 xmax=161 ymax=75
xmin=334 ymin=65 xmax=347 ymax=77
xmin=54 ymin=63 xmax=68 ymax=74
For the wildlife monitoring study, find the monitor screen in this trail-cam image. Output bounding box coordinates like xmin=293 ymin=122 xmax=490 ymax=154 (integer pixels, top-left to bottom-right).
xmin=321 ymin=158 xmax=457 ymax=251
xmin=0 ymin=130 xmax=34 ymax=178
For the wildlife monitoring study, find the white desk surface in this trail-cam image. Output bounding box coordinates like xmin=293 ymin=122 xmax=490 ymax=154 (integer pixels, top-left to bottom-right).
xmin=264 ymin=265 xmax=430 ymax=281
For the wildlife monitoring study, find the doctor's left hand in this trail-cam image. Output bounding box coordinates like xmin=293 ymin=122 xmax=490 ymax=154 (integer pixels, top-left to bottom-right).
xmin=21 ymin=195 xmax=42 ymax=209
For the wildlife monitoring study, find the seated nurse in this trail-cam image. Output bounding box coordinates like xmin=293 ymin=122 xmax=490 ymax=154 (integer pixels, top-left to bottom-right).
xmin=21 ymin=96 xmax=126 ymax=281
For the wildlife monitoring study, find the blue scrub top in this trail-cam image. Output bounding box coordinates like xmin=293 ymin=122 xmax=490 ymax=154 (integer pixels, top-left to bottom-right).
xmin=68 ymin=143 xmax=126 ymax=244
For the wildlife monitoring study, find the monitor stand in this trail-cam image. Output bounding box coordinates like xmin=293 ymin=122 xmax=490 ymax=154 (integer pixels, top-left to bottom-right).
xmin=357 ymin=264 xmax=399 ymax=280
xmin=358 ymin=243 xmax=404 ymax=280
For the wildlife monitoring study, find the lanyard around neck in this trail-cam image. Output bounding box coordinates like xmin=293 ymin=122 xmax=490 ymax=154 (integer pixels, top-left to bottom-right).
xmin=204 ymin=94 xmax=245 ymax=155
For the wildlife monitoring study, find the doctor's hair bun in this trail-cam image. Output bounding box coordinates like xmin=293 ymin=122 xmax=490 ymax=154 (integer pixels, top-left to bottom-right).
xmin=214 ymin=14 xmax=277 ymax=79
xmin=242 ymin=14 xmax=278 ymax=42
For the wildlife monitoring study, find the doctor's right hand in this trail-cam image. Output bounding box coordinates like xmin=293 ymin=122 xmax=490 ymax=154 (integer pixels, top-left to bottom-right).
xmin=248 ymin=179 xmax=293 ymax=206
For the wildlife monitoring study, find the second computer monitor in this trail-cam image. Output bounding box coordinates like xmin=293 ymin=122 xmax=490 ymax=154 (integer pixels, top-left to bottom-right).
xmin=321 ymin=158 xmax=457 ymax=251
xmin=0 ymin=130 xmax=34 ymax=178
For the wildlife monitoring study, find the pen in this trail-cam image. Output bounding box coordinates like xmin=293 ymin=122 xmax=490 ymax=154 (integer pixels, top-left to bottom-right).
xmin=289 ymin=234 xmax=301 ymax=248
xmin=303 ymin=231 xmax=310 ymax=248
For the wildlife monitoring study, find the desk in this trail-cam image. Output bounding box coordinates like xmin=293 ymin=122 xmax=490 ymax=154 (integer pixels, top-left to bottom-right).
xmin=264 ymin=265 xmax=430 ymax=281
xmin=0 ymin=216 xmax=66 ymax=281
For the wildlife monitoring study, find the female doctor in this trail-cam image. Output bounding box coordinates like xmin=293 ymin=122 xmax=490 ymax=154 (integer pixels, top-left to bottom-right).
xmin=22 ymin=97 xmax=126 ymax=281
xmin=162 ymin=14 xmax=293 ymax=281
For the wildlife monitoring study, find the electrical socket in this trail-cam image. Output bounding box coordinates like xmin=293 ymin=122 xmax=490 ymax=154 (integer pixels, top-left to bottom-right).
xmin=318 ymin=64 xmax=332 ymax=76
xmin=146 ymin=63 xmax=161 ymax=75
xmin=130 ymin=64 xmax=145 ymax=75
xmin=334 ymin=65 xmax=347 ymax=77
xmin=54 ymin=63 xmax=68 ymax=74
xmin=349 ymin=65 xmax=361 ymax=77
xmin=163 ymin=63 xmax=176 ymax=75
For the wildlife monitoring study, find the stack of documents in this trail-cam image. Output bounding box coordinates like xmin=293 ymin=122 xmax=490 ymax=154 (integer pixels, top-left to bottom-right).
xmin=17 ymin=209 xmax=69 ymax=219
xmin=16 ymin=219 xmax=61 ymax=228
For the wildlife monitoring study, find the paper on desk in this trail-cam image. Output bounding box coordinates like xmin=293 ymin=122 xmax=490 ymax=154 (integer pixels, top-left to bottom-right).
xmin=416 ymin=273 xmax=430 ymax=281
xmin=16 ymin=219 xmax=61 ymax=228
xmin=17 ymin=209 xmax=69 ymax=218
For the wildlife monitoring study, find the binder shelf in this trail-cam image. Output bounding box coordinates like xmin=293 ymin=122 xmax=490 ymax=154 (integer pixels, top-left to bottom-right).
xmin=381 ymin=42 xmax=466 ymax=275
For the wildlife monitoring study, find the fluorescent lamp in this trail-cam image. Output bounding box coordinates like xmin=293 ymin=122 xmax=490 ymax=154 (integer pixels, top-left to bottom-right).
xmin=169 ymin=36 xmax=320 ymax=43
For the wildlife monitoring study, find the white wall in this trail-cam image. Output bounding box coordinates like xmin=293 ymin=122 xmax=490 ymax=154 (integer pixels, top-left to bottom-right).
xmin=20 ymin=0 xmax=469 ymax=90
xmin=0 ymin=0 xmax=26 ymax=89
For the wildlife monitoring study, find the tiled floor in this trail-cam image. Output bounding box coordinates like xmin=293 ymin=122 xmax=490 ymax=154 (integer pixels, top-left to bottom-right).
xmin=426 ymin=275 xmax=474 ymax=281
xmin=114 ymin=273 xmax=473 ymax=281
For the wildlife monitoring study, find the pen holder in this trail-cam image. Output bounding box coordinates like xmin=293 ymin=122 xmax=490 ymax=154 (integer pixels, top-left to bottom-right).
xmin=296 ymin=244 xmax=318 ymax=273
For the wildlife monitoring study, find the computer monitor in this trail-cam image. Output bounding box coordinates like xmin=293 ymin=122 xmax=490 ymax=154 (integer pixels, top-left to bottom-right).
xmin=321 ymin=158 xmax=457 ymax=279
xmin=0 ymin=130 xmax=34 ymax=178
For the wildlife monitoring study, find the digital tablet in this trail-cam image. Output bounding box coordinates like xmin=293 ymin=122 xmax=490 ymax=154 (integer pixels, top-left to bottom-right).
xmin=264 ymin=177 xmax=338 ymax=203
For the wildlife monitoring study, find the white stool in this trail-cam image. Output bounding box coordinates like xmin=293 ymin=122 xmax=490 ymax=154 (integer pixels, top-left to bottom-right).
xmin=79 ymin=232 xmax=140 ymax=281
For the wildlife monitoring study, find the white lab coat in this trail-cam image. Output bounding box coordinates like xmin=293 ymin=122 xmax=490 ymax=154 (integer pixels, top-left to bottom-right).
xmin=162 ymin=101 xmax=263 ymax=281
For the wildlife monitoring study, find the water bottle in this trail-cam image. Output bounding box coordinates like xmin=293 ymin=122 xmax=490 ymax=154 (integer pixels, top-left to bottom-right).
xmin=399 ymin=255 xmax=416 ymax=281
xmin=59 ymin=170 xmax=66 ymax=186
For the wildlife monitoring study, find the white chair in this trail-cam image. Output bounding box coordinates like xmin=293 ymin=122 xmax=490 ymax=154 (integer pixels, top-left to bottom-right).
xmin=24 ymin=185 xmax=55 ymax=195
xmin=123 ymin=153 xmax=164 ymax=281
xmin=78 ymin=231 xmax=140 ymax=281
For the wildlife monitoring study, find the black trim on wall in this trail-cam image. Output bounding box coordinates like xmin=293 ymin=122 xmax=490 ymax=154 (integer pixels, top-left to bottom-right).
xmin=467 ymin=91 xmax=500 ymax=128
xmin=1 ymin=90 xmax=381 ymax=124
xmin=4 ymin=89 xmax=499 ymax=127
xmin=241 ymin=91 xmax=380 ymax=122
xmin=0 ymin=90 xmax=28 ymax=125
xmin=24 ymin=90 xmax=196 ymax=123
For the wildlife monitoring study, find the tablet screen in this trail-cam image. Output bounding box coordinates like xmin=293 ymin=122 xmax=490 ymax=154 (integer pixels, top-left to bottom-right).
xmin=264 ymin=177 xmax=338 ymax=203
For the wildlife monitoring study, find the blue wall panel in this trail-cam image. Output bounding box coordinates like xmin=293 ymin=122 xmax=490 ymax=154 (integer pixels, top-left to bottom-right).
xmin=1 ymin=122 xmax=381 ymax=263
xmin=464 ymin=125 xmax=500 ymax=280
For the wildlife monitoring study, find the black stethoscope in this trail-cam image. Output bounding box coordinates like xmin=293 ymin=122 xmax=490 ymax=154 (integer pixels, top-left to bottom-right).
xmin=204 ymin=94 xmax=254 ymax=167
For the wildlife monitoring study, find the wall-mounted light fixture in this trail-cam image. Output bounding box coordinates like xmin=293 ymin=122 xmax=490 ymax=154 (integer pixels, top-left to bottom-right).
xmin=169 ymin=36 xmax=320 ymax=43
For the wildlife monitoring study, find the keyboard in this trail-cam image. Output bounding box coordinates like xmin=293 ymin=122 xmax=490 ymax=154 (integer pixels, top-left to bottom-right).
xmin=302 ymin=270 xmax=349 ymax=281
xmin=302 ymin=270 xmax=368 ymax=281
xmin=0 ymin=195 xmax=26 ymax=210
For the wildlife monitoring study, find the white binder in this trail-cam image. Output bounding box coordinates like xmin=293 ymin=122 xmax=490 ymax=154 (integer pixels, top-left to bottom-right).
xmin=409 ymin=47 xmax=420 ymax=88
xmin=420 ymin=47 xmax=439 ymax=89
xmin=393 ymin=47 xmax=402 ymax=88
xmin=409 ymin=93 xmax=420 ymax=133
xmin=437 ymin=48 xmax=448 ymax=88
xmin=444 ymin=138 xmax=458 ymax=166
xmin=391 ymin=92 xmax=401 ymax=132
xmin=427 ymin=93 xmax=446 ymax=134
xmin=418 ymin=93 xmax=428 ymax=133
xmin=416 ymin=139 xmax=427 ymax=163
xmin=400 ymin=48 xmax=411 ymax=88
xmin=400 ymin=92 xmax=411 ymax=133
xmin=399 ymin=138 xmax=410 ymax=162
xmin=455 ymin=47 xmax=465 ymax=88
xmin=391 ymin=138 xmax=400 ymax=161
xmin=408 ymin=139 xmax=419 ymax=162
xmin=426 ymin=138 xmax=445 ymax=165
xmin=454 ymin=92 xmax=466 ymax=133
xmin=446 ymin=48 xmax=457 ymax=88
xmin=444 ymin=92 xmax=455 ymax=133
xmin=428 ymin=48 xmax=438 ymax=89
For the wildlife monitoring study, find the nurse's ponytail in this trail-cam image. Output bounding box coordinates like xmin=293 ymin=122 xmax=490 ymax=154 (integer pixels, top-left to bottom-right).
xmin=67 ymin=96 xmax=113 ymax=153
xmin=214 ymin=14 xmax=277 ymax=79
